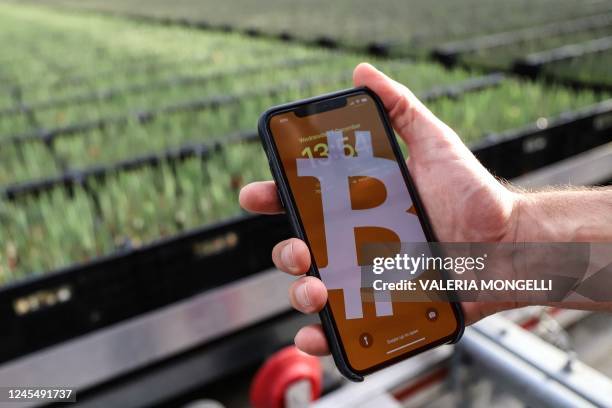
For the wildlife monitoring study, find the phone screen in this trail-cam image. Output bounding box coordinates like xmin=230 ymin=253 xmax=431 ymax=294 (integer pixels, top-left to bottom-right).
xmin=267 ymin=90 xmax=459 ymax=373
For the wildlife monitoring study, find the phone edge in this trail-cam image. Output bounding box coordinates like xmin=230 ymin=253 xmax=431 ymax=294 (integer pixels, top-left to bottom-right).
xmin=256 ymin=86 xmax=465 ymax=381
xmin=257 ymin=89 xmax=365 ymax=382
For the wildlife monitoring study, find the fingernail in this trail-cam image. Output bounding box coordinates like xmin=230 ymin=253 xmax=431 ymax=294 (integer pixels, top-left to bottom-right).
xmin=281 ymin=241 xmax=295 ymax=271
xmin=296 ymin=281 xmax=312 ymax=308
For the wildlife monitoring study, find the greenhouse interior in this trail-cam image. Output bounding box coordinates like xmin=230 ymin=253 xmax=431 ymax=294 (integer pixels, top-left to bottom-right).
xmin=0 ymin=1 xmax=611 ymax=407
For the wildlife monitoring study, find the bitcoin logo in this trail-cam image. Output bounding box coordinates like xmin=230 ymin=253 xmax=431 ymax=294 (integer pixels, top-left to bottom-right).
xmin=297 ymin=130 xmax=425 ymax=319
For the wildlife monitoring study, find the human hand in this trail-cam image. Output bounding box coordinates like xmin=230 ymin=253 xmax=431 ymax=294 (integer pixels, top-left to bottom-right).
xmin=239 ymin=63 xmax=522 ymax=355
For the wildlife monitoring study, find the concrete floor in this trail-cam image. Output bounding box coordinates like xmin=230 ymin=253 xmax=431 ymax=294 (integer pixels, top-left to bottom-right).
xmin=567 ymin=312 xmax=612 ymax=378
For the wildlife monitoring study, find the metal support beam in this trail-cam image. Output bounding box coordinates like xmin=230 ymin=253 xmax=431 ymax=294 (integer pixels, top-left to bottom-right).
xmin=460 ymin=315 xmax=612 ymax=408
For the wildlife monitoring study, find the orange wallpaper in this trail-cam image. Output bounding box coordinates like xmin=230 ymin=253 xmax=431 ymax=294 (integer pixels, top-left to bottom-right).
xmin=269 ymin=93 xmax=457 ymax=372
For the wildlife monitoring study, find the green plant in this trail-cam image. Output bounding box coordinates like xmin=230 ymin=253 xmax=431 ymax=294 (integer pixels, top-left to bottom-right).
xmin=543 ymin=50 xmax=612 ymax=85
xmin=15 ymin=0 xmax=612 ymax=54
xmin=0 ymin=142 xmax=269 ymax=280
xmin=0 ymin=1 xmax=610 ymax=285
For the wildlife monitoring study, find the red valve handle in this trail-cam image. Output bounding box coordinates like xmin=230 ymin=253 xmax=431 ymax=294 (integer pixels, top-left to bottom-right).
xmin=250 ymin=345 xmax=322 ymax=408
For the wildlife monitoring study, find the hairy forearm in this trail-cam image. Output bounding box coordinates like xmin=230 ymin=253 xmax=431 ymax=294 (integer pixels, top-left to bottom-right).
xmin=514 ymin=187 xmax=612 ymax=242
xmin=471 ymin=186 xmax=612 ymax=322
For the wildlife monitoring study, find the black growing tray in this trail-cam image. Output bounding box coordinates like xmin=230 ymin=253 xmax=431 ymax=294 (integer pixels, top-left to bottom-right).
xmin=471 ymin=99 xmax=612 ymax=179
xmin=0 ymin=214 xmax=292 ymax=364
xmin=432 ymin=13 xmax=612 ymax=67
xmin=0 ymin=73 xmax=505 ymax=200
xmin=432 ymin=16 xmax=612 ymax=93
xmin=512 ymin=40 xmax=612 ymax=93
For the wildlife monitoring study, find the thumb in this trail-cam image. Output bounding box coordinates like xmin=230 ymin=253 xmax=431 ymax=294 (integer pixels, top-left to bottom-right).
xmin=352 ymin=63 xmax=460 ymax=156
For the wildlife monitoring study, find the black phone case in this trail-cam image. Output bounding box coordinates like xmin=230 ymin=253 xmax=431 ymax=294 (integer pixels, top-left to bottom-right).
xmin=257 ymin=87 xmax=465 ymax=382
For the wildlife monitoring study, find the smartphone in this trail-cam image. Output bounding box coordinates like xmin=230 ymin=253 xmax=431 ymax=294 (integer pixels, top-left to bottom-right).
xmin=258 ymin=87 xmax=464 ymax=381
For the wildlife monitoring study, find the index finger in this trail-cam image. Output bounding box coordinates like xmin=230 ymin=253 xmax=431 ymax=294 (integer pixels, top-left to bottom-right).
xmin=239 ymin=181 xmax=284 ymax=214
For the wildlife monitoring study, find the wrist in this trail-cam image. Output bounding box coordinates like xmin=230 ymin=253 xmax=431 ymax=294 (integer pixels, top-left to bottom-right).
xmin=513 ymin=192 xmax=572 ymax=242
xmin=511 ymin=193 xmax=545 ymax=242
xmin=512 ymin=189 xmax=612 ymax=242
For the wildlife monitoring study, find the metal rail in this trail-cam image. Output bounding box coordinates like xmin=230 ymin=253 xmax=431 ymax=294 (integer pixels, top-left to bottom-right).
xmin=461 ymin=315 xmax=612 ymax=407
xmin=0 ymin=269 xmax=295 ymax=408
